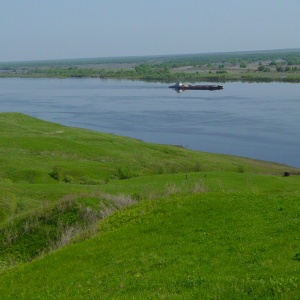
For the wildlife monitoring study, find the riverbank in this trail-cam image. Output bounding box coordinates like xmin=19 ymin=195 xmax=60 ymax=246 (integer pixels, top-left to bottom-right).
xmin=1 ymin=65 xmax=300 ymax=83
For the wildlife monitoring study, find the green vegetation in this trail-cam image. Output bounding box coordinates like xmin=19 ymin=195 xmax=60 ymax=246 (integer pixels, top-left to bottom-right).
xmin=0 ymin=113 xmax=300 ymax=299
xmin=1 ymin=49 xmax=300 ymax=82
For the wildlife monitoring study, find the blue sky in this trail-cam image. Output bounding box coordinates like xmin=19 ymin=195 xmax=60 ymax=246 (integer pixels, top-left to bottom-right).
xmin=1 ymin=0 xmax=299 ymax=62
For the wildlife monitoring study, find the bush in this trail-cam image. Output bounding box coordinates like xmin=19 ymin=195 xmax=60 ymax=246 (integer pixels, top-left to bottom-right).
xmin=63 ymin=175 xmax=74 ymax=183
xmin=50 ymin=166 xmax=64 ymax=181
xmin=237 ymin=165 xmax=245 ymax=173
xmin=117 ymin=167 xmax=137 ymax=180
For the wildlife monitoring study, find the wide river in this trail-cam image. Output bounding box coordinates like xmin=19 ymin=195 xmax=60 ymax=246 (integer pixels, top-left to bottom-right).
xmin=0 ymin=78 xmax=299 ymax=168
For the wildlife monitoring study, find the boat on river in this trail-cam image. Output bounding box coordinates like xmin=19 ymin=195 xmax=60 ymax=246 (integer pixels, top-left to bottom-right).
xmin=169 ymin=82 xmax=223 ymax=91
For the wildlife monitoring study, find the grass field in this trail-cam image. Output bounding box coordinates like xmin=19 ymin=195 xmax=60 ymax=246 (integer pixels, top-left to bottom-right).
xmin=0 ymin=113 xmax=299 ymax=299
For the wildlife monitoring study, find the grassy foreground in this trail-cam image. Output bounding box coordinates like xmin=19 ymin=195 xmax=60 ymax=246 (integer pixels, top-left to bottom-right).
xmin=0 ymin=113 xmax=299 ymax=299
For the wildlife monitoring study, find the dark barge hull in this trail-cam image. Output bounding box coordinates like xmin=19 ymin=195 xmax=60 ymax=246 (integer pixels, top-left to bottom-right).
xmin=169 ymin=84 xmax=223 ymax=91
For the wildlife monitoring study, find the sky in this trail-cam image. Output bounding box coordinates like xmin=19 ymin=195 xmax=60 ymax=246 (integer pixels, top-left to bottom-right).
xmin=1 ymin=0 xmax=300 ymax=62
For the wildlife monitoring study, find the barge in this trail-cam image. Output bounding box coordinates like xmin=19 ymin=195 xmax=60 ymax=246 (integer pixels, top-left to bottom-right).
xmin=169 ymin=82 xmax=223 ymax=91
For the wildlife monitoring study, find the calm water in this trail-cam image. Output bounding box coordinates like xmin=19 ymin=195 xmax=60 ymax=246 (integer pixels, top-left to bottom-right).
xmin=0 ymin=78 xmax=299 ymax=167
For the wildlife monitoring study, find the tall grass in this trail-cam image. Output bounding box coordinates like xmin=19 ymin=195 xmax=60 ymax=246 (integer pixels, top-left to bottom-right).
xmin=0 ymin=192 xmax=138 ymax=273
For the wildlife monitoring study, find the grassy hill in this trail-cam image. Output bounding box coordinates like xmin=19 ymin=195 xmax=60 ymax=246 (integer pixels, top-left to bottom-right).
xmin=0 ymin=113 xmax=299 ymax=299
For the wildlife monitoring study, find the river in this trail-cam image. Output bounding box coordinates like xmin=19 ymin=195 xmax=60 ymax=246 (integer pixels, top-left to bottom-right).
xmin=0 ymin=78 xmax=299 ymax=167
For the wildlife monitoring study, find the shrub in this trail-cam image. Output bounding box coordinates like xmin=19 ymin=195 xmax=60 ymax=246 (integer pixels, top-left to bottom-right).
xmin=49 ymin=166 xmax=64 ymax=181
xmin=117 ymin=167 xmax=137 ymax=180
xmin=63 ymin=175 xmax=74 ymax=183
xmin=237 ymin=165 xmax=245 ymax=173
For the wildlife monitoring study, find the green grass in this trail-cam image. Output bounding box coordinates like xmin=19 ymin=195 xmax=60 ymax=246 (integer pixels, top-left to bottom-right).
xmin=1 ymin=192 xmax=300 ymax=299
xmin=0 ymin=112 xmax=300 ymax=299
xmin=0 ymin=113 xmax=295 ymax=183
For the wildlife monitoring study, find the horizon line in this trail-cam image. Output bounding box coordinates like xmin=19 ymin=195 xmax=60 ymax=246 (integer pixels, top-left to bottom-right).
xmin=1 ymin=47 xmax=300 ymax=65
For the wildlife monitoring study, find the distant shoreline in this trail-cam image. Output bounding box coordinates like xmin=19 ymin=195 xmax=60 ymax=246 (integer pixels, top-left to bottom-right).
xmin=1 ymin=49 xmax=300 ymax=83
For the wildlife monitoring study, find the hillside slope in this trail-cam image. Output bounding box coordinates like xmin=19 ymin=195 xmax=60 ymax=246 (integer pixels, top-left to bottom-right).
xmin=0 ymin=112 xmax=296 ymax=185
xmin=0 ymin=113 xmax=299 ymax=299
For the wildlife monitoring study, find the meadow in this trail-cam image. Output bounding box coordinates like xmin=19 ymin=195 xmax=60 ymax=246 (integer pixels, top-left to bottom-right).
xmin=0 ymin=112 xmax=299 ymax=299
